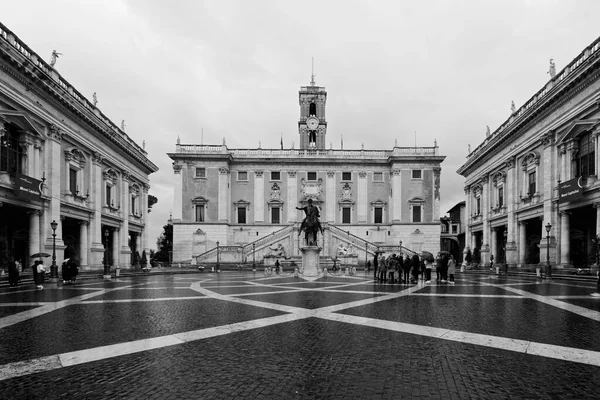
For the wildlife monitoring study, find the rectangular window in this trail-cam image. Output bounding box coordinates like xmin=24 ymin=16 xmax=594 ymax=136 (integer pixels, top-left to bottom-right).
xmin=271 ymin=171 xmax=280 ymax=181
xmin=498 ymin=187 xmax=504 ymax=208
xmin=271 ymin=207 xmax=280 ymax=224
xmin=452 ymin=224 xmax=458 ymax=234
xmin=131 ymin=195 xmax=136 ymax=214
xmin=195 ymin=168 xmax=206 ymax=178
xmin=476 ymin=197 xmax=481 ymax=215
xmin=238 ymin=171 xmax=248 ymax=181
xmin=342 ymin=207 xmax=351 ymax=224
xmin=307 ymin=172 xmax=317 ymax=180
xmin=528 ymin=171 xmax=536 ymax=195
xmin=576 ymin=132 xmax=595 ymax=177
xmin=237 ymin=207 xmax=246 ymax=224
xmin=412 ymin=205 xmax=422 ymax=222
xmin=342 ymin=172 xmax=352 ymax=181
xmin=106 ymin=185 xmax=112 ymax=206
xmin=69 ymin=168 xmax=77 ymax=194
xmin=374 ymin=207 xmax=383 ymax=224
xmin=195 ymin=205 xmax=205 ymax=222
xmin=412 ymin=170 xmax=422 ymax=179
xmin=373 ymin=172 xmax=383 ymax=181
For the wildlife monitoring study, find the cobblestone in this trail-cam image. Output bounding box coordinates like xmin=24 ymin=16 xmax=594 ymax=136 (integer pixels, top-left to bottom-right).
xmin=0 ymin=272 xmax=599 ymax=399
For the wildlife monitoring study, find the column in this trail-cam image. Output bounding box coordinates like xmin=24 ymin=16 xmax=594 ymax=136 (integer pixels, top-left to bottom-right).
xmin=481 ymin=176 xmax=490 ymax=264
xmin=491 ymin=228 xmax=498 ymax=262
xmin=254 ymin=170 xmax=264 ymax=222
xmin=357 ymin=171 xmax=367 ymax=222
xmin=218 ymin=168 xmax=229 ymax=222
xmin=519 ymin=221 xmax=527 ymax=265
xmin=287 ymin=171 xmax=298 ymax=222
xmin=325 ymin=171 xmax=335 ymax=222
xmin=391 ymin=169 xmax=401 ymax=222
xmin=504 ymin=157 xmax=517 ymax=265
xmin=172 ymin=164 xmax=182 ymax=221
xmin=79 ymin=221 xmax=88 ymax=266
xmin=120 ymin=171 xmax=130 ymax=265
xmin=433 ymin=167 xmax=441 ymax=221
xmin=560 ymin=211 xmax=571 ymax=266
xmin=112 ymin=228 xmax=120 ymax=268
xmin=33 ymin=143 xmax=42 ymax=180
xmin=542 ymin=131 xmax=556 ymax=235
xmin=90 ymin=152 xmax=105 ymax=265
xmin=45 ymin=124 xmax=64 ymax=247
xmin=142 ymin=184 xmax=150 ymax=253
xmin=463 ymin=186 xmax=471 ymax=255
xmin=28 ymin=210 xmax=41 ymax=262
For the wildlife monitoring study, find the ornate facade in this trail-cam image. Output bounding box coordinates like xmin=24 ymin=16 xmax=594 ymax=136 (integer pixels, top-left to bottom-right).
xmin=458 ymin=36 xmax=600 ymax=270
xmin=168 ymin=79 xmax=446 ymax=264
xmin=0 ymin=23 xmax=158 ymax=271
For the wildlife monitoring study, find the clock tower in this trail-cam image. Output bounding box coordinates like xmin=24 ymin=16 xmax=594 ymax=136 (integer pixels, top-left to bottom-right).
xmin=299 ymin=74 xmax=327 ymax=150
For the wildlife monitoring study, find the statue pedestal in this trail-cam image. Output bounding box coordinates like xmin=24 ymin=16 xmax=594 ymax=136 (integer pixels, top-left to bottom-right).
xmin=300 ymin=246 xmax=321 ymax=276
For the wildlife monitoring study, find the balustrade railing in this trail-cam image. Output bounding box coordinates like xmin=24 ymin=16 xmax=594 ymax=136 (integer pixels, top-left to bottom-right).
xmin=468 ymin=35 xmax=600 ymax=159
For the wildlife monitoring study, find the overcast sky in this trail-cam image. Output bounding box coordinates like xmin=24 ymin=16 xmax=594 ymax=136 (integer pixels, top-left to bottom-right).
xmin=3 ymin=1 xmax=599 ymax=248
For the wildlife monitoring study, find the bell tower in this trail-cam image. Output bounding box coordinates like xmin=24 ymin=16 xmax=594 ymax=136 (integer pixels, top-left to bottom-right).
xmin=298 ymin=66 xmax=327 ymax=150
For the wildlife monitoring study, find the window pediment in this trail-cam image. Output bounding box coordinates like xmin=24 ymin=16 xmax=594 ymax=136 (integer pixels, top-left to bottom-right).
xmin=192 ymin=196 xmax=209 ymax=205
xmin=521 ymin=151 xmax=540 ymax=169
xmin=556 ymin=119 xmax=599 ymax=144
xmin=233 ymin=199 xmax=250 ymax=208
xmin=408 ymin=197 xmax=425 ymax=204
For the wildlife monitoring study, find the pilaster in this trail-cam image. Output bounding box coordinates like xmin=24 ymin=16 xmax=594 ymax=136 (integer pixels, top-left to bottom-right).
xmin=357 ymin=171 xmax=367 ymax=222
xmin=172 ymin=164 xmax=183 ymax=222
xmin=391 ymin=169 xmax=401 ymax=222
xmin=254 ymin=170 xmax=264 ymax=222
xmin=287 ymin=171 xmax=298 ymax=222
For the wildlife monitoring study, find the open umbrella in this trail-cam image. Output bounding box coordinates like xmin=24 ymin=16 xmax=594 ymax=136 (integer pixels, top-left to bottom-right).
xmin=30 ymin=252 xmax=51 ymax=258
xmin=421 ymin=251 xmax=434 ymax=262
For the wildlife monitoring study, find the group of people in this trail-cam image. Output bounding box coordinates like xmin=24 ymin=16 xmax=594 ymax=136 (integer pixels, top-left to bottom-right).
xmin=61 ymin=258 xmax=79 ymax=283
xmin=5 ymin=257 xmax=78 ymax=289
xmin=371 ymin=252 xmax=457 ymax=285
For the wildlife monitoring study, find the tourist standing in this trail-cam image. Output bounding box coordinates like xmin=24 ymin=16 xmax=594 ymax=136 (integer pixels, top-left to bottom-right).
xmin=425 ymin=258 xmax=432 ymax=283
xmin=490 ymin=254 xmax=494 ymax=271
xmin=7 ymin=258 xmax=19 ymax=287
xmin=448 ymin=255 xmax=456 ymax=284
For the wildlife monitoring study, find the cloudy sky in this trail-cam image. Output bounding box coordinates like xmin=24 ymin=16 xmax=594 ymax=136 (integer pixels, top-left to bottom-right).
xmin=3 ymin=0 xmax=599 ymax=247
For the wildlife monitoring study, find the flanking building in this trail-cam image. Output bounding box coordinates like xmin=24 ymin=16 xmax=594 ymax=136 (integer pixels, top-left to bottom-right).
xmin=168 ymin=78 xmax=446 ymax=265
xmin=0 ymin=22 xmax=158 ymax=271
xmin=457 ymin=36 xmax=600 ymax=271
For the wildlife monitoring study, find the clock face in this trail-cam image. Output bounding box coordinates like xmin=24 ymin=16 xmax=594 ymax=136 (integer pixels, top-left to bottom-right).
xmin=307 ymin=117 xmax=319 ymax=130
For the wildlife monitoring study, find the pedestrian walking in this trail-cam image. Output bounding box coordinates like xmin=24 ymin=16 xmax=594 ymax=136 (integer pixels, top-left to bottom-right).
xmin=435 ymin=254 xmax=442 ymax=282
xmin=32 ymin=260 xmax=44 ymax=289
xmin=448 ymin=255 xmax=456 ymax=284
xmin=490 ymin=254 xmax=494 ymax=271
xmin=441 ymin=254 xmax=449 ymax=283
xmin=373 ymin=254 xmax=378 ymax=280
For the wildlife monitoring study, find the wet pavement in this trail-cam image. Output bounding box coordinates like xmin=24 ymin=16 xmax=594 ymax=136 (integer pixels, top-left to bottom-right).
xmin=0 ymin=271 xmax=599 ymax=399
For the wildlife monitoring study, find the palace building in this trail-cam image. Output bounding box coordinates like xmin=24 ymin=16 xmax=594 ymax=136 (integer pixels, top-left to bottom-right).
xmin=168 ymin=76 xmax=446 ymax=265
xmin=457 ymin=36 xmax=600 ymax=271
xmin=0 ymin=23 xmax=158 ymax=271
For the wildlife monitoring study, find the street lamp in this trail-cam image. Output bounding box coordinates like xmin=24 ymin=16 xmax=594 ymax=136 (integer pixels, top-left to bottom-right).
xmin=545 ymin=223 xmax=552 ymax=278
xmin=50 ymin=220 xmax=58 ymax=280
xmin=252 ymin=242 xmax=256 ymax=272
xmin=104 ymin=229 xmax=110 ymax=276
xmin=216 ymin=241 xmax=220 ymax=273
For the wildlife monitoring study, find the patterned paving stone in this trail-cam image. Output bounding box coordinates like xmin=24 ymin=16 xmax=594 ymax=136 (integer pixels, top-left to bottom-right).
xmin=0 ymin=288 xmax=94 ymax=303
xmin=250 ymin=290 xmax=382 ymax=309
xmin=0 ymin=299 xmax=285 ymax=365
xmin=0 ymin=305 xmax=39 ymax=318
xmin=506 ymin=283 xmax=597 ymax=296
xmin=82 ymin=288 xmax=204 ymax=301
xmin=338 ymin=296 xmax=600 ymax=352
xmin=208 ymin=285 xmax=299 ymax=295
xmin=1 ymin=319 xmax=598 ymax=400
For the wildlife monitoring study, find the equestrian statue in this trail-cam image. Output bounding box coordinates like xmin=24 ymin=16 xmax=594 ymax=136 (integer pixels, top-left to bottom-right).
xmin=296 ymin=198 xmax=323 ymax=246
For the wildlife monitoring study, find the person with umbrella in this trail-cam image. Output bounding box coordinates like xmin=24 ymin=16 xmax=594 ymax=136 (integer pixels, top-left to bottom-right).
xmin=62 ymin=258 xmax=71 ymax=283
xmin=30 ymin=253 xmax=51 ymax=289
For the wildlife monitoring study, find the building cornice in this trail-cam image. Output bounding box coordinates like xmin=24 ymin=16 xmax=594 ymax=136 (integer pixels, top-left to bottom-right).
xmin=458 ymin=36 xmax=600 ymax=177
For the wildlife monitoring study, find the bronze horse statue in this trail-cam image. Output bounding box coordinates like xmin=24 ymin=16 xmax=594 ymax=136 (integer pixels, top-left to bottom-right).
xmin=297 ymin=199 xmax=323 ymax=246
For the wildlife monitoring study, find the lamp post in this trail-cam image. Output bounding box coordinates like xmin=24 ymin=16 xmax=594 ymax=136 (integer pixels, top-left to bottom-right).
xmin=545 ymin=223 xmax=552 ymax=278
xmin=503 ymin=228 xmax=508 ymax=275
xmin=103 ymin=229 xmax=110 ymax=276
xmin=215 ymin=241 xmax=220 ymax=273
xmin=252 ymin=242 xmax=256 ymax=272
xmin=50 ymin=220 xmax=58 ymax=280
